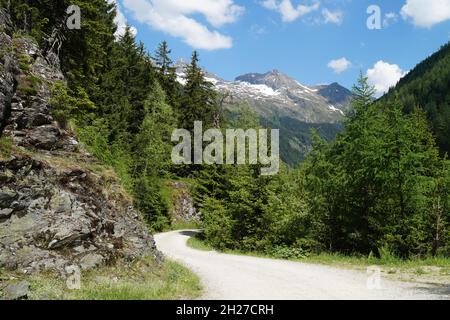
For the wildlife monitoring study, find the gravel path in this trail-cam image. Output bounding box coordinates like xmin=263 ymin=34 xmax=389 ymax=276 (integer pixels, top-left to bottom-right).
xmin=154 ymin=230 xmax=450 ymax=300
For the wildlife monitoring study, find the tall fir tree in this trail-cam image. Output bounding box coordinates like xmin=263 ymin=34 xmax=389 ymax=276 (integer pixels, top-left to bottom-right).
xmin=154 ymin=41 xmax=179 ymax=108
xmin=179 ymin=51 xmax=218 ymax=130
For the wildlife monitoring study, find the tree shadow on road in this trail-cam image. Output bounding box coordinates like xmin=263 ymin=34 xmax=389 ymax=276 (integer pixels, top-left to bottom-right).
xmin=179 ymin=230 xmax=201 ymax=237
xmin=413 ymin=283 xmax=450 ymax=299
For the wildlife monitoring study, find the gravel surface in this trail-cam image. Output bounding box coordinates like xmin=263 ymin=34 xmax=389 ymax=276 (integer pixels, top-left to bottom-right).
xmin=155 ymin=230 xmax=450 ymax=300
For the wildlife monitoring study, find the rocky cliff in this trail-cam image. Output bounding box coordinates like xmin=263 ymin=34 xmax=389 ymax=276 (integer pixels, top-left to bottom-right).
xmin=0 ymin=10 xmax=160 ymax=274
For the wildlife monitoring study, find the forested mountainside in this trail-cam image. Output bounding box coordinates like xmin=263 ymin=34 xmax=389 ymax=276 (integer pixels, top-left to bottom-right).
xmin=0 ymin=0 xmax=448 ymax=272
xmin=223 ymin=73 xmax=352 ymax=166
xmin=382 ymin=42 xmax=450 ymax=156
xmin=0 ymin=0 xmax=221 ymax=235
xmin=176 ymin=63 xmax=352 ymax=166
xmin=201 ymin=75 xmax=449 ymax=258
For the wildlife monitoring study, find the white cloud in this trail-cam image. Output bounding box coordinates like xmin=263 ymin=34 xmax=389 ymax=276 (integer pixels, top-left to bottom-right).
xmin=328 ymin=57 xmax=351 ymax=74
xmin=322 ymin=9 xmax=344 ymax=25
xmin=262 ymin=0 xmax=320 ymax=22
xmin=367 ymin=61 xmax=407 ymax=97
xmin=401 ymin=0 xmax=450 ymax=28
xmin=250 ymin=24 xmax=267 ymax=35
xmin=383 ymin=12 xmax=398 ymax=28
xmin=108 ymin=0 xmax=137 ymax=37
xmin=122 ymin=0 xmax=244 ymax=50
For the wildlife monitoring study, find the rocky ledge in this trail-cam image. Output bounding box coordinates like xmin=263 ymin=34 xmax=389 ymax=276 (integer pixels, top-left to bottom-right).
xmin=0 ymin=10 xmax=160 ymax=275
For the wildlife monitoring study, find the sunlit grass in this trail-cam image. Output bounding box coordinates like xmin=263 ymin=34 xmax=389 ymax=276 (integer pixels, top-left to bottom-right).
xmin=2 ymin=257 xmax=202 ymax=300
xmin=165 ymin=220 xmax=201 ymax=232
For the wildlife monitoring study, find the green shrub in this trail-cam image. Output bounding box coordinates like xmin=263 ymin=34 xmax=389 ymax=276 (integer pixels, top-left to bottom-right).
xmin=377 ymin=244 xmax=399 ymax=264
xmin=16 ymin=75 xmax=42 ymax=96
xmin=293 ymin=238 xmax=325 ymax=254
xmin=202 ymin=198 xmax=235 ymax=250
xmin=50 ymin=82 xmax=95 ymax=129
xmin=18 ymin=56 xmax=31 ymax=71
xmin=16 ymin=84 xmax=38 ymax=96
xmin=265 ymin=245 xmax=309 ymax=260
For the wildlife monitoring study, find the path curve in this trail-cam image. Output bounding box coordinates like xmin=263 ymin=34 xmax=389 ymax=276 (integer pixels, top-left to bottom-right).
xmin=155 ymin=230 xmax=449 ymax=300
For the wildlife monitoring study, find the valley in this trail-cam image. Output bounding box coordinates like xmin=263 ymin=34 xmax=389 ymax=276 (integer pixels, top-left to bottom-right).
xmin=176 ymin=63 xmax=352 ymax=166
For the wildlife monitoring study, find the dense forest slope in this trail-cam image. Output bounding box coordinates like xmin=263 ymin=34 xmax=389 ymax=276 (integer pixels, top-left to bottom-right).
xmin=176 ymin=63 xmax=352 ymax=166
xmin=383 ymin=42 xmax=450 ymax=155
xmin=0 ymin=0 xmax=447 ymax=272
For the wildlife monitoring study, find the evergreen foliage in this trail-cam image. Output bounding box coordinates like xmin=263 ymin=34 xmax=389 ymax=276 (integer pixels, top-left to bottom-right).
xmin=2 ymin=1 xmax=448 ymax=258
xmin=383 ymin=42 xmax=450 ymax=156
xmin=302 ymin=75 xmax=449 ymax=257
xmin=179 ymin=51 xmax=219 ymax=131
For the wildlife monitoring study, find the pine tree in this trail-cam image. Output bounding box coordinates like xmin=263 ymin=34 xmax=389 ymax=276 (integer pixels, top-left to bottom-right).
xmin=382 ymin=41 xmax=450 ymax=156
xmin=179 ymin=51 xmax=218 ymax=130
xmin=60 ymin=0 xmax=117 ymax=99
xmin=132 ymin=83 xmax=176 ymax=178
xmin=130 ymin=83 xmax=177 ymax=230
xmin=349 ymin=72 xmax=377 ymax=118
xmin=154 ymin=41 xmax=179 ymax=108
xmin=96 ymin=26 xmax=156 ymax=138
xmin=155 ymin=41 xmax=172 ymax=76
xmin=303 ymin=75 xmax=447 ymax=256
xmin=425 ymin=159 xmax=450 ymax=256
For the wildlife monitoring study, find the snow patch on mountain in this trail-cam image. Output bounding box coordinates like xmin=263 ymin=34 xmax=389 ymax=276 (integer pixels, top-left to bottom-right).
xmin=205 ymin=77 xmax=220 ymax=85
xmin=217 ymin=81 xmax=281 ymax=98
xmin=328 ymin=105 xmax=345 ymax=115
xmin=174 ymin=61 xmax=352 ymax=124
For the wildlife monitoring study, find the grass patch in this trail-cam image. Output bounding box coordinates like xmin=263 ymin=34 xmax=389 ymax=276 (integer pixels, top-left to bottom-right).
xmin=1 ymin=256 xmax=202 ymax=300
xmin=12 ymin=32 xmax=35 ymax=40
xmin=16 ymin=85 xmax=37 ymax=96
xmin=0 ymin=136 xmax=13 ymax=160
xmin=19 ymin=61 xmax=30 ymax=71
xmin=298 ymin=252 xmax=450 ymax=271
xmin=16 ymin=74 xmax=42 ymax=97
xmin=187 ymin=234 xmax=214 ymax=251
xmin=165 ymin=220 xmax=201 ymax=232
xmin=17 ymin=54 xmax=33 ymax=72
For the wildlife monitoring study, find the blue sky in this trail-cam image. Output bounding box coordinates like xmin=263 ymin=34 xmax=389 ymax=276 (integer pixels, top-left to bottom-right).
xmin=113 ymin=0 xmax=450 ymax=94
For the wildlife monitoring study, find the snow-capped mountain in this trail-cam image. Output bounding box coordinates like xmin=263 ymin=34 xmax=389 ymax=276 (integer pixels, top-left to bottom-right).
xmin=176 ymin=62 xmax=352 ymax=165
xmin=222 ymin=70 xmax=350 ymax=123
xmin=177 ymin=63 xmax=351 ymax=123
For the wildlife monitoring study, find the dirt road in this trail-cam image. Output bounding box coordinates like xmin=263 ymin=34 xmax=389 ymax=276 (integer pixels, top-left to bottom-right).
xmin=155 ymin=230 xmax=449 ymax=300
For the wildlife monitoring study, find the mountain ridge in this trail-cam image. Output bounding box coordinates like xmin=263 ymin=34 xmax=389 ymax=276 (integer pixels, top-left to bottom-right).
xmin=176 ymin=61 xmax=352 ymax=166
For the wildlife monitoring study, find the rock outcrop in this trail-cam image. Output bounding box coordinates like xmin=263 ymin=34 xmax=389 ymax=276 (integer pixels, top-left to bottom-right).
xmin=0 ymin=10 xmax=160 ymax=275
xmin=0 ymin=9 xmax=14 ymax=133
xmin=169 ymin=182 xmax=200 ymax=224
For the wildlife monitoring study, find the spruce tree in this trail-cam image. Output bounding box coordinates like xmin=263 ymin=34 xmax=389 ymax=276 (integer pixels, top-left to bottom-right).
xmin=303 ymin=75 xmax=448 ymax=256
xmin=179 ymin=51 xmax=218 ymax=130
xmin=131 ymin=83 xmax=176 ymax=230
xmin=154 ymin=41 xmax=179 ymax=108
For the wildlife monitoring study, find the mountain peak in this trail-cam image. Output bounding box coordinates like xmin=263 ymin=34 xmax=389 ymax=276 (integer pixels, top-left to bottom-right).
xmin=267 ymin=69 xmax=282 ymax=75
xmin=235 ymin=70 xmax=299 ymax=91
xmin=314 ymin=82 xmax=353 ymax=106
